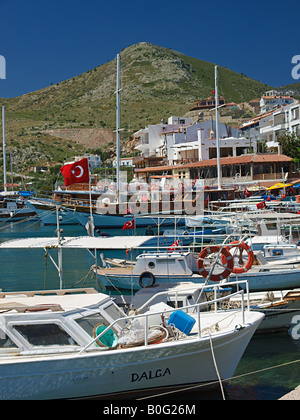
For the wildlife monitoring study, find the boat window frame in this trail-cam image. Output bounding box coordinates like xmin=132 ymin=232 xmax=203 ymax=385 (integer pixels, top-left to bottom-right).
xmin=7 ymin=318 xmax=84 ymax=351
xmin=71 ymin=301 xmax=127 ymax=338
xmin=0 ymin=320 xmax=21 ymax=353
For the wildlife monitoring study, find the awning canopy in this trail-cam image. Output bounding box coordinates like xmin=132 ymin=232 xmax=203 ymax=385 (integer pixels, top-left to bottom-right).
xmin=266 ymin=182 xmax=292 ymax=190
xmin=0 ymin=236 xmax=154 ymax=250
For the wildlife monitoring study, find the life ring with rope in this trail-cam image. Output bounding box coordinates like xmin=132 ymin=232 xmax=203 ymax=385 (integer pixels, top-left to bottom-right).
xmin=221 ymin=241 xmax=254 ymax=274
xmin=197 ymin=245 xmax=234 ymax=281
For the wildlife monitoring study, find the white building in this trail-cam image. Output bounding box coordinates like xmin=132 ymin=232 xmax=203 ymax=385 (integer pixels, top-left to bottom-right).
xmin=241 ymin=101 xmax=300 ymax=152
xmin=133 ymin=115 xmax=252 ymax=166
xmin=74 ymin=154 xmax=101 ymax=170
xmin=260 ymin=93 xmax=295 ymax=114
xmin=134 ymin=116 xmax=193 ymax=159
xmin=113 ymin=157 xmax=135 ymax=167
xmin=260 ymin=102 xmax=300 ymax=149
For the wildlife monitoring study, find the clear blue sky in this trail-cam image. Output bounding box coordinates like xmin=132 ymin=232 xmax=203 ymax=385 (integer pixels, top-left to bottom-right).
xmin=0 ymin=0 xmax=299 ymax=98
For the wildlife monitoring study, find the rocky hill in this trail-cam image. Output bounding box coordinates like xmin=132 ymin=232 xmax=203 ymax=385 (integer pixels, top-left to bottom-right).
xmin=0 ymin=42 xmax=276 ymax=172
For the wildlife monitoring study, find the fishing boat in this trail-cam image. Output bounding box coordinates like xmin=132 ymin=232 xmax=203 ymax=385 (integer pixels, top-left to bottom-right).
xmin=0 ymin=195 xmax=36 ymax=222
xmin=114 ymin=282 xmax=300 ymax=334
xmin=0 ymin=286 xmax=263 ymax=399
xmin=95 ymin=241 xmax=300 ymax=292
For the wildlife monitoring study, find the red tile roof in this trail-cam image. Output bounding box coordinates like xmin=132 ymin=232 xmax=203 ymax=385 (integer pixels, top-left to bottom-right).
xmin=134 ymin=154 xmax=292 ymax=173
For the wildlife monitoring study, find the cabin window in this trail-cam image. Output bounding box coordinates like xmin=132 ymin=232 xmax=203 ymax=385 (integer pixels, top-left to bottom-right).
xmin=0 ymin=328 xmax=17 ymax=349
xmin=14 ymin=323 xmax=79 ymax=347
xmin=76 ymin=306 xmax=127 ymax=335
xmin=156 ymin=259 xmax=176 ymax=264
xmin=76 ymin=313 xmax=108 ymax=337
xmin=104 ymin=303 xmax=127 ymax=329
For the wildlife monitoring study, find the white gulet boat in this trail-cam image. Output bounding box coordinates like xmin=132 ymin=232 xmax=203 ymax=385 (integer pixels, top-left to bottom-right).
xmin=0 ymin=286 xmax=263 ymax=400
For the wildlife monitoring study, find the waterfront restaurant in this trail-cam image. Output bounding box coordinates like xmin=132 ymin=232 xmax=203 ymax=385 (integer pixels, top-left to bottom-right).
xmin=134 ymin=154 xmax=298 ymax=187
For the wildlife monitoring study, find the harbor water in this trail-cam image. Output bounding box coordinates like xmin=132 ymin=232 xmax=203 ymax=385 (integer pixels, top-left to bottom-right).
xmin=0 ymin=220 xmax=299 ymax=400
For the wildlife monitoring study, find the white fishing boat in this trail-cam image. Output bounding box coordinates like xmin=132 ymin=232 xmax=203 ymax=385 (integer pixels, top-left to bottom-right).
xmin=115 ymin=282 xmax=300 ymax=334
xmin=0 ymin=286 xmax=263 ymax=399
xmin=94 ymin=240 xmax=300 ymax=292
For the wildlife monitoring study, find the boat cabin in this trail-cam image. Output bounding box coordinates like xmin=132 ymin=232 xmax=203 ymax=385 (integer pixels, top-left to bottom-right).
xmin=133 ymin=252 xmax=199 ymax=278
xmin=0 ymin=289 xmax=127 ymax=356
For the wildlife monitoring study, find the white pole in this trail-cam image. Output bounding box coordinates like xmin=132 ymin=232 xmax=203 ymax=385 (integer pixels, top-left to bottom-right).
xmin=116 ymin=54 xmax=121 ymax=202
xmin=88 ymin=171 xmax=94 ymax=237
xmin=215 ymin=66 xmax=221 ymax=190
xmin=56 ymin=205 xmax=63 ymax=289
xmin=2 ymin=106 xmax=7 ymax=192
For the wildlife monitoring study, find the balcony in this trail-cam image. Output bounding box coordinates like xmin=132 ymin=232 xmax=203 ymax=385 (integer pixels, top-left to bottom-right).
xmin=133 ymin=155 xmax=168 ymax=169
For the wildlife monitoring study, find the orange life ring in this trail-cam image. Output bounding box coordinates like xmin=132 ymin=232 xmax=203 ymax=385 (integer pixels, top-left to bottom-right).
xmin=197 ymin=245 xmax=234 ymax=281
xmin=221 ymin=241 xmax=254 ymax=274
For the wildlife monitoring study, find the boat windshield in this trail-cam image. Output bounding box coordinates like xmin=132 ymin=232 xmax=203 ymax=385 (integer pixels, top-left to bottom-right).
xmin=75 ymin=303 xmax=127 ymax=337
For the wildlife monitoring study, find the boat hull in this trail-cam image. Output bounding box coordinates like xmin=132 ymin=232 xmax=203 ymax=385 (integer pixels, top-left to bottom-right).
xmin=25 ymin=201 xmax=79 ymax=225
xmin=96 ymin=268 xmax=300 ymax=292
xmin=74 ymin=211 xmax=183 ymax=229
xmin=0 ymin=314 xmax=262 ymax=400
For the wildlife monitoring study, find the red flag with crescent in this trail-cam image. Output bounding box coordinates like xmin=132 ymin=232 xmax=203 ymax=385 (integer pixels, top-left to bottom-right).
xmin=122 ymin=219 xmax=135 ymax=230
xmin=60 ymin=158 xmax=90 ymax=186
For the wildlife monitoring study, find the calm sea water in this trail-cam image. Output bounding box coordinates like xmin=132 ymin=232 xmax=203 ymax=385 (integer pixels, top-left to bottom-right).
xmin=0 ymin=219 xmax=299 ymax=400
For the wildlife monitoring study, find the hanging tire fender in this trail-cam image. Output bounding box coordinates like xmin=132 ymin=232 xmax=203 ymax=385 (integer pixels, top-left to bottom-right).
xmin=138 ymin=271 xmax=156 ymax=288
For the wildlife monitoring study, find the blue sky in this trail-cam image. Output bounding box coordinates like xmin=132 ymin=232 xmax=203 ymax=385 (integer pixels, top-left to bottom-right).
xmin=0 ymin=0 xmax=299 ymax=98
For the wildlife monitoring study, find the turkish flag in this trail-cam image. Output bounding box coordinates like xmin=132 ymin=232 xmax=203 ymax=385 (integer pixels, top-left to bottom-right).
xmin=168 ymin=239 xmax=179 ymax=252
xmin=256 ymin=201 xmax=266 ymax=210
xmin=60 ymin=158 xmax=90 ymax=186
xmin=122 ymin=219 xmax=135 ymax=230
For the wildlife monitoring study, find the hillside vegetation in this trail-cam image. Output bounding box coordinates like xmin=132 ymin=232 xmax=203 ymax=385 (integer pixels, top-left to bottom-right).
xmin=0 ymin=42 xmax=277 ymax=175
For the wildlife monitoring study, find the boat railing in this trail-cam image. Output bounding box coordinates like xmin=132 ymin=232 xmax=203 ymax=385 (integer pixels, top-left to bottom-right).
xmin=78 ymin=281 xmax=250 ymax=355
xmin=134 ymin=279 xmax=250 ymax=315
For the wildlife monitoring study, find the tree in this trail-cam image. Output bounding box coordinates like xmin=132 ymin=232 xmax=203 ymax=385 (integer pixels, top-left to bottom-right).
xmin=278 ymin=133 xmax=300 ymax=161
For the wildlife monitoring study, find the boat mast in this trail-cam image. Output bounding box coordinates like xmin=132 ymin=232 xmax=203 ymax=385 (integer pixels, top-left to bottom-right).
xmin=2 ymin=106 xmax=7 ymax=192
xmin=116 ymin=53 xmax=121 ymax=201
xmin=215 ymin=66 xmax=221 ymax=190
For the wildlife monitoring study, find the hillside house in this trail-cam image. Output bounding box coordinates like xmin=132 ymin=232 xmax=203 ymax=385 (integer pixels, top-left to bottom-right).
xmin=241 ymin=101 xmax=300 ymax=152
xmin=260 ymin=92 xmax=295 ymax=114
xmin=133 ymin=116 xmax=249 ymax=167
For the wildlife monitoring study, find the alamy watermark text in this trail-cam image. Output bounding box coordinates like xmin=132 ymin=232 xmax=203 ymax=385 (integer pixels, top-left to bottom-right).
xmin=292 ymin=55 xmax=300 ymax=80
xmin=0 ymin=55 xmax=6 ymax=79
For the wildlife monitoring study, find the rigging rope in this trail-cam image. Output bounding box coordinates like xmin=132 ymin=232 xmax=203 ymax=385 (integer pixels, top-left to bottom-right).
xmin=136 ymin=357 xmax=300 ymax=400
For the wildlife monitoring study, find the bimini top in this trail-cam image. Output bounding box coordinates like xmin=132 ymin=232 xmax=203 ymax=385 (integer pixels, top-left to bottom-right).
xmin=0 ymin=235 xmax=154 ymax=250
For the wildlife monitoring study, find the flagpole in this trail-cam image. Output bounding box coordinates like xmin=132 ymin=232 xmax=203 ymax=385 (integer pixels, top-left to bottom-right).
xmin=215 ymin=66 xmax=221 ymax=190
xmin=2 ymin=106 xmax=7 ymax=192
xmin=116 ymin=53 xmax=121 ymax=203
xmin=88 ymin=167 xmax=94 ymax=237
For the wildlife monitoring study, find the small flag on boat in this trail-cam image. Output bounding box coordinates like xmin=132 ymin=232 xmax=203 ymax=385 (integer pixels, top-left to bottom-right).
xmin=256 ymin=201 xmax=266 ymax=210
xmin=122 ymin=219 xmax=135 ymax=230
xmin=168 ymin=239 xmax=179 ymax=252
xmin=60 ymin=158 xmax=90 ymax=186
xmin=244 ymin=188 xmax=252 ymax=197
